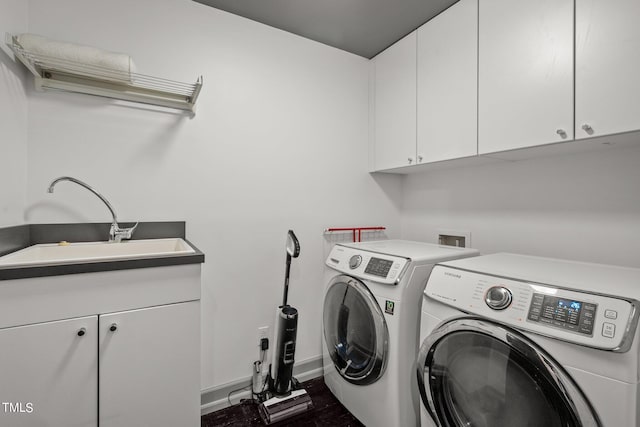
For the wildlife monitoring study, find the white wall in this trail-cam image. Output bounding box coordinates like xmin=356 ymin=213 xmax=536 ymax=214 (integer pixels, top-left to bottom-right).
xmin=0 ymin=0 xmax=28 ymax=227
xmin=23 ymin=0 xmax=402 ymax=389
xmin=401 ymin=144 xmax=640 ymax=269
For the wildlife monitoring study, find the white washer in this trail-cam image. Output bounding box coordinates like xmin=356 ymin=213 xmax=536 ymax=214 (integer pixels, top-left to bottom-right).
xmin=323 ymin=240 xmax=479 ymax=427
xmin=417 ymin=253 xmax=640 ymax=427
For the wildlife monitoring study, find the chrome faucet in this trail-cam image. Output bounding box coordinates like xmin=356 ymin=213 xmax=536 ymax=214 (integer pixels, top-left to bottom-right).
xmin=47 ymin=176 xmax=138 ymax=243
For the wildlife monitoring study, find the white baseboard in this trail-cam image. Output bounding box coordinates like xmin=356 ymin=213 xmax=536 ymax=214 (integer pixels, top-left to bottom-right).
xmin=200 ymin=355 xmax=323 ymax=416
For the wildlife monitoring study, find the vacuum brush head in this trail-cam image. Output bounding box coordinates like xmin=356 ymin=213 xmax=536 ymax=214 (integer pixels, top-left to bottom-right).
xmin=258 ymin=389 xmax=313 ymax=425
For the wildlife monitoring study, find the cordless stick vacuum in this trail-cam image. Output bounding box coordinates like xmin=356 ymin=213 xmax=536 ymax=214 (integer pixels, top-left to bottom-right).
xmin=258 ymin=230 xmax=313 ymax=425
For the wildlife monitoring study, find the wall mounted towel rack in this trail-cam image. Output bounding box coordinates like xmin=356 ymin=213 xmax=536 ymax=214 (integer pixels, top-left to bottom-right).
xmin=5 ymin=33 xmax=202 ymax=114
xmin=324 ymin=227 xmax=386 ymax=243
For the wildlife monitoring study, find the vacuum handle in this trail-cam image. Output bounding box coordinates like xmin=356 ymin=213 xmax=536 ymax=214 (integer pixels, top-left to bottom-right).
xmin=286 ymin=230 xmax=300 ymax=258
xmin=282 ymin=254 xmax=292 ymax=306
xmin=282 ymin=230 xmax=300 ymax=307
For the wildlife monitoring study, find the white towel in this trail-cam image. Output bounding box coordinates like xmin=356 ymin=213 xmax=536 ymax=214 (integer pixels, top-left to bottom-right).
xmin=16 ymin=33 xmax=136 ymax=82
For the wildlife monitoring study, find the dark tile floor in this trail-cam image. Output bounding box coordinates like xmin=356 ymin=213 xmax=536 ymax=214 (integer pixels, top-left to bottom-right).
xmin=201 ymin=377 xmax=364 ymax=427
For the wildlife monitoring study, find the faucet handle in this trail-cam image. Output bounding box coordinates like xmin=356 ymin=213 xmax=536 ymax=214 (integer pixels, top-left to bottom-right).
xmin=125 ymin=222 xmax=139 ymax=235
xmin=110 ymin=222 xmax=139 ymax=242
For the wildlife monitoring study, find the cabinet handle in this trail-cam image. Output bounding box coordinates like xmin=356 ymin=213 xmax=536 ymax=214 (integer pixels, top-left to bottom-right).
xmin=408 ymin=157 xmax=413 ymax=164
xmin=109 ymin=323 xmax=118 ymax=332
xmin=556 ymin=129 xmax=567 ymax=139
xmin=418 ymin=155 xmax=423 ymax=163
xmin=77 ymin=328 xmax=86 ymax=337
xmin=582 ymin=124 xmax=594 ymax=135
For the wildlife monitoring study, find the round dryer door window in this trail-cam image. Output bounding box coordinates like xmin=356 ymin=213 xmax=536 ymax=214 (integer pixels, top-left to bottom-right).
xmin=323 ymin=274 xmax=388 ymax=385
xmin=416 ymin=317 xmax=601 ymax=427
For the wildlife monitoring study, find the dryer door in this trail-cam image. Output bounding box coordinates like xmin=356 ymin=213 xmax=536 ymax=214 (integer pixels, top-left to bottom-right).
xmin=323 ymin=274 xmax=388 ymax=385
xmin=416 ymin=317 xmax=601 ymax=427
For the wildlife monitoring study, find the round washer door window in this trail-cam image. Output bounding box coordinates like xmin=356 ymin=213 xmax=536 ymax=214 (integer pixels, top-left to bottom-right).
xmin=323 ymin=274 xmax=388 ymax=385
xmin=416 ymin=317 xmax=601 ymax=427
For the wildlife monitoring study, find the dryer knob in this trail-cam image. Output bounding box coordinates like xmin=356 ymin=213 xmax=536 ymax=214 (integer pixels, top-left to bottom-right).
xmin=349 ymin=255 xmax=362 ymax=269
xmin=485 ymin=286 xmax=513 ymax=310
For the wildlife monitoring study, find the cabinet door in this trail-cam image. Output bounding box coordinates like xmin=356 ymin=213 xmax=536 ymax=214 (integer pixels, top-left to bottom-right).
xmin=99 ymin=301 xmax=200 ymax=427
xmin=0 ymin=316 xmax=98 ymax=427
xmin=374 ymin=31 xmax=417 ymax=170
xmin=417 ymin=0 xmax=478 ymax=163
xmin=576 ymin=0 xmax=640 ymax=139
xmin=478 ymin=0 xmax=574 ymax=154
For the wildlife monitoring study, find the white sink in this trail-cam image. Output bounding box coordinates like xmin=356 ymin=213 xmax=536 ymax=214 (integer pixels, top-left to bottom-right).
xmin=0 ymin=238 xmax=196 ymax=267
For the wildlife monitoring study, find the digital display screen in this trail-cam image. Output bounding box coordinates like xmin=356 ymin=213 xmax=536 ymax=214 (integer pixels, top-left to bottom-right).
xmin=559 ymin=300 xmax=581 ymax=311
xmin=364 ymin=257 xmax=393 ymax=278
xmin=555 ymin=299 xmax=581 ymax=325
xmin=527 ymin=293 xmax=596 ymax=336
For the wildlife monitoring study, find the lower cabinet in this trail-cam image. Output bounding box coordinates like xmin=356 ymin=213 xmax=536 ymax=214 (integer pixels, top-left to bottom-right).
xmin=0 ymin=316 xmax=98 ymax=427
xmin=99 ymin=301 xmax=200 ymax=427
xmin=0 ymin=300 xmax=200 ymax=427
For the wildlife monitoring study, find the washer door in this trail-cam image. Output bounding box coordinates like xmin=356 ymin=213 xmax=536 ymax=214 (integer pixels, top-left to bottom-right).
xmin=416 ymin=317 xmax=601 ymax=427
xmin=323 ymin=274 xmax=388 ymax=385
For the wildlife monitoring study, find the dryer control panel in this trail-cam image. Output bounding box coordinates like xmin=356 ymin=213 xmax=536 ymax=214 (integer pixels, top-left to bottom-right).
xmin=326 ymin=245 xmax=409 ymax=285
xmin=425 ymin=265 xmax=638 ymax=351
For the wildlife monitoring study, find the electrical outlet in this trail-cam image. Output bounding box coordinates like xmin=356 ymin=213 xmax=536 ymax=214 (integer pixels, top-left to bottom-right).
xmin=258 ymin=326 xmax=269 ymax=347
xmin=251 ymin=326 xmax=271 ymax=396
xmin=256 ymin=326 xmax=270 ymax=375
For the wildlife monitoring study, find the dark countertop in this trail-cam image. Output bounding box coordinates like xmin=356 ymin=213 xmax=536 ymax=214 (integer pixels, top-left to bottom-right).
xmin=0 ymin=222 xmax=204 ymax=281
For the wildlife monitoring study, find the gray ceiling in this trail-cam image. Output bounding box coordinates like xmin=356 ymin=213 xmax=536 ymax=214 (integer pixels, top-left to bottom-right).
xmin=193 ymin=0 xmax=458 ymax=59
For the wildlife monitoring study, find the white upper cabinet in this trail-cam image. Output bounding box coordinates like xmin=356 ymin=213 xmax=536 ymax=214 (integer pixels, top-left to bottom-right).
xmin=417 ymin=0 xmax=478 ymax=163
xmin=373 ymin=32 xmax=417 ymax=171
xmin=478 ymin=0 xmax=574 ymax=154
xmin=371 ymin=0 xmax=640 ymax=171
xmin=576 ymin=0 xmax=640 ymax=139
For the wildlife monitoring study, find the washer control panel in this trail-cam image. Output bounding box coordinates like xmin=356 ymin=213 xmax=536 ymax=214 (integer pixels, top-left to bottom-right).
xmin=326 ymin=245 xmax=409 ymax=285
xmin=425 ymin=265 xmax=637 ymax=351
xmin=527 ymin=293 xmax=596 ymax=336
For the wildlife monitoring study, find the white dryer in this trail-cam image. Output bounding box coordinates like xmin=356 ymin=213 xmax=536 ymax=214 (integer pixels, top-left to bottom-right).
xmin=323 ymin=240 xmax=479 ymax=427
xmin=417 ymin=253 xmax=640 ymax=427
